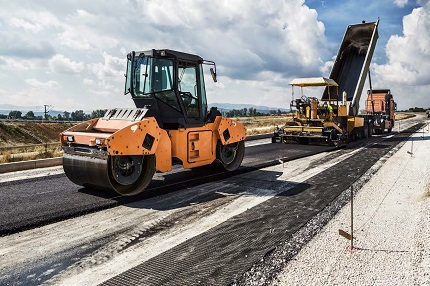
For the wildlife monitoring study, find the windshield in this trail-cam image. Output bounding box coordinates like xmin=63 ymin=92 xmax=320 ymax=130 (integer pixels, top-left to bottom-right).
xmin=126 ymin=54 xmax=174 ymax=97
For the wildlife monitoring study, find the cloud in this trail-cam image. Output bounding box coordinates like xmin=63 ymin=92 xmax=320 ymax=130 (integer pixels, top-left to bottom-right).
xmin=25 ymin=78 xmax=60 ymax=88
xmin=374 ymin=3 xmax=430 ymax=85
xmin=89 ymin=52 xmax=124 ymax=80
xmin=0 ymin=37 xmax=56 ymax=59
xmin=394 ymin=0 xmax=408 ymax=8
xmin=129 ymin=0 xmax=328 ymax=80
xmin=6 ymin=10 xmax=62 ymax=32
xmin=49 ymin=54 xmax=85 ymax=73
xmin=83 ymin=78 xmax=94 ymax=85
xmin=0 ymin=56 xmax=32 ymax=71
xmin=10 ymin=17 xmax=43 ymax=32
xmin=57 ymin=9 xmax=119 ymax=50
xmin=373 ymin=2 xmax=430 ymax=109
xmin=7 ymin=0 xmax=425 ymax=111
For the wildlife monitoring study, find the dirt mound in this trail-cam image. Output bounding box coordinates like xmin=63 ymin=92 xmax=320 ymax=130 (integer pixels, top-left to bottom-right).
xmin=0 ymin=122 xmax=74 ymax=147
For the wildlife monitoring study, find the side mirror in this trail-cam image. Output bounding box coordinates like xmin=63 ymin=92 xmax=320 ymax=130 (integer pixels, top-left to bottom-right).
xmin=210 ymin=68 xmax=217 ymax=83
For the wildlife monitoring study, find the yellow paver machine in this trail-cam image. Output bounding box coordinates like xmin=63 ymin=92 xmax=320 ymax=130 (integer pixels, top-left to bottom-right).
xmin=273 ymin=20 xmax=380 ymax=146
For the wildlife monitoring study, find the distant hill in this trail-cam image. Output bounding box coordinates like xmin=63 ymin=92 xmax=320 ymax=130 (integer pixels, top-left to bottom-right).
xmin=0 ymin=104 xmax=86 ymax=117
xmin=0 ymin=103 xmax=290 ymax=116
xmin=209 ymin=103 xmax=289 ymax=114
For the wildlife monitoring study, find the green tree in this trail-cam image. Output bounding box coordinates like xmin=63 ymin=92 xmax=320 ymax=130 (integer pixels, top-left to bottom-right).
xmin=91 ymin=109 xmax=107 ymax=119
xmin=63 ymin=111 xmax=71 ymax=121
xmin=24 ymin=111 xmax=35 ymax=119
xmin=71 ymin=110 xmax=86 ymax=121
xmin=8 ymin=110 xmax=22 ymax=119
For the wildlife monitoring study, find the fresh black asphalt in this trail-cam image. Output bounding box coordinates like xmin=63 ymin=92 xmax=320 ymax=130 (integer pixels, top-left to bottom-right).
xmin=0 ymin=141 xmax=332 ymax=235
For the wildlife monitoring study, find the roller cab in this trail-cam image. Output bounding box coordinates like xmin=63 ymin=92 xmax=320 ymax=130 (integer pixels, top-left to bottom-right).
xmin=61 ymin=49 xmax=246 ymax=196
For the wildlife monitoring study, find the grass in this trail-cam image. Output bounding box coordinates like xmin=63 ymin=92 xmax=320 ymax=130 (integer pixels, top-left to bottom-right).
xmin=395 ymin=113 xmax=416 ymax=120
xmin=0 ymin=145 xmax=62 ymax=163
xmin=239 ymin=115 xmax=293 ymax=135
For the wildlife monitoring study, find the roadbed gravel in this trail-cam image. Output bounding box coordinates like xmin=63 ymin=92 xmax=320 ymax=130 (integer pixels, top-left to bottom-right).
xmin=270 ymin=125 xmax=430 ymax=285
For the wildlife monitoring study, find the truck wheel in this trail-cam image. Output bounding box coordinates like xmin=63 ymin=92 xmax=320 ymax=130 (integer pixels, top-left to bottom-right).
xmin=216 ymin=140 xmax=245 ymax=171
xmin=108 ymin=155 xmax=156 ymax=196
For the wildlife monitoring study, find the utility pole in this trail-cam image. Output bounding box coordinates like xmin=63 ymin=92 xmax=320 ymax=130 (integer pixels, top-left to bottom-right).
xmin=44 ymin=105 xmax=53 ymax=120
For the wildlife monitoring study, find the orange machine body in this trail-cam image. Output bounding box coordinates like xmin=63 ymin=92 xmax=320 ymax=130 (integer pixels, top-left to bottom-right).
xmin=61 ymin=113 xmax=246 ymax=173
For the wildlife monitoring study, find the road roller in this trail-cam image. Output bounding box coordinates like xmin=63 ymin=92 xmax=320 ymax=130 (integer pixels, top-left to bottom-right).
xmin=61 ymin=49 xmax=246 ymax=196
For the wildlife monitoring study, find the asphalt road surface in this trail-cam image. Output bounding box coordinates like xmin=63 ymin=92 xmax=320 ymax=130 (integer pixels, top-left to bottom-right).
xmin=0 ymin=141 xmax=335 ymax=235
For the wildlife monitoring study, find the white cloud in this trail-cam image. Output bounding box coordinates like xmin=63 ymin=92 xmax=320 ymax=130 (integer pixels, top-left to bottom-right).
xmin=374 ymin=3 xmax=430 ymax=84
xmin=320 ymin=55 xmax=336 ymax=75
xmin=10 ymin=17 xmax=43 ymax=32
xmin=7 ymin=10 xmax=62 ymax=32
xmin=57 ymin=9 xmax=119 ymax=51
xmin=373 ymin=2 xmax=430 ymax=109
xmin=83 ymin=78 xmax=94 ymax=85
xmin=4 ymin=0 xmax=426 ymax=111
xmin=58 ymin=30 xmax=91 ymax=50
xmin=0 ymin=56 xmax=32 ymax=71
xmin=394 ymin=0 xmax=408 ymax=8
xmin=49 ymin=54 xmax=85 ymax=73
xmin=89 ymin=52 xmax=124 ymax=80
xmin=25 ymin=79 xmax=60 ymax=88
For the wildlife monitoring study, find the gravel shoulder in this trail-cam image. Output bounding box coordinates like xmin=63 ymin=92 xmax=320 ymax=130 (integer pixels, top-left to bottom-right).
xmin=272 ymin=122 xmax=430 ymax=285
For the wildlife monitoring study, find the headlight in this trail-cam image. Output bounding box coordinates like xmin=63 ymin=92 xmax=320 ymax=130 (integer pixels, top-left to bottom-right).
xmin=66 ymin=135 xmax=74 ymax=142
xmin=95 ymin=138 xmax=105 ymax=145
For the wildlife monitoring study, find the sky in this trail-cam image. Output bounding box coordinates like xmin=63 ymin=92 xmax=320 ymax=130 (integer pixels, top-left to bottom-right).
xmin=0 ymin=0 xmax=428 ymax=113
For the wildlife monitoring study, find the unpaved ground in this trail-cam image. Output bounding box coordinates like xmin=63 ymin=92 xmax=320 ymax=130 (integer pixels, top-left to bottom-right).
xmin=0 ymin=122 xmax=73 ymax=147
xmin=272 ymin=120 xmax=430 ymax=285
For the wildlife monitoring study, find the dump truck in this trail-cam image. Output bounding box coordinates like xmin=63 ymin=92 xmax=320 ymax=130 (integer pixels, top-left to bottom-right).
xmin=61 ymin=49 xmax=246 ymax=196
xmin=363 ymin=89 xmax=396 ymax=134
xmin=273 ymin=20 xmax=379 ymax=146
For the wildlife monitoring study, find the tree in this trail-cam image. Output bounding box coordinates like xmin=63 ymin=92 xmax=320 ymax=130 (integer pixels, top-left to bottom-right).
xmin=8 ymin=110 xmax=22 ymax=119
xmin=24 ymin=111 xmax=35 ymax=119
xmin=63 ymin=111 xmax=70 ymax=121
xmin=71 ymin=110 xmax=86 ymax=121
xmin=91 ymin=109 xmax=107 ymax=119
xmin=57 ymin=114 xmax=63 ymax=121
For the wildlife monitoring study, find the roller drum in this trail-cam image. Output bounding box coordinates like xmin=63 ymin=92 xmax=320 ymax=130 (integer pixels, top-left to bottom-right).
xmin=63 ymin=153 xmax=113 ymax=191
xmin=63 ymin=152 xmax=156 ymax=196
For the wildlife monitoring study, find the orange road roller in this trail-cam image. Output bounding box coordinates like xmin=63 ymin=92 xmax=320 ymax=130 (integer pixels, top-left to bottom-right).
xmin=61 ymin=49 xmax=246 ymax=196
